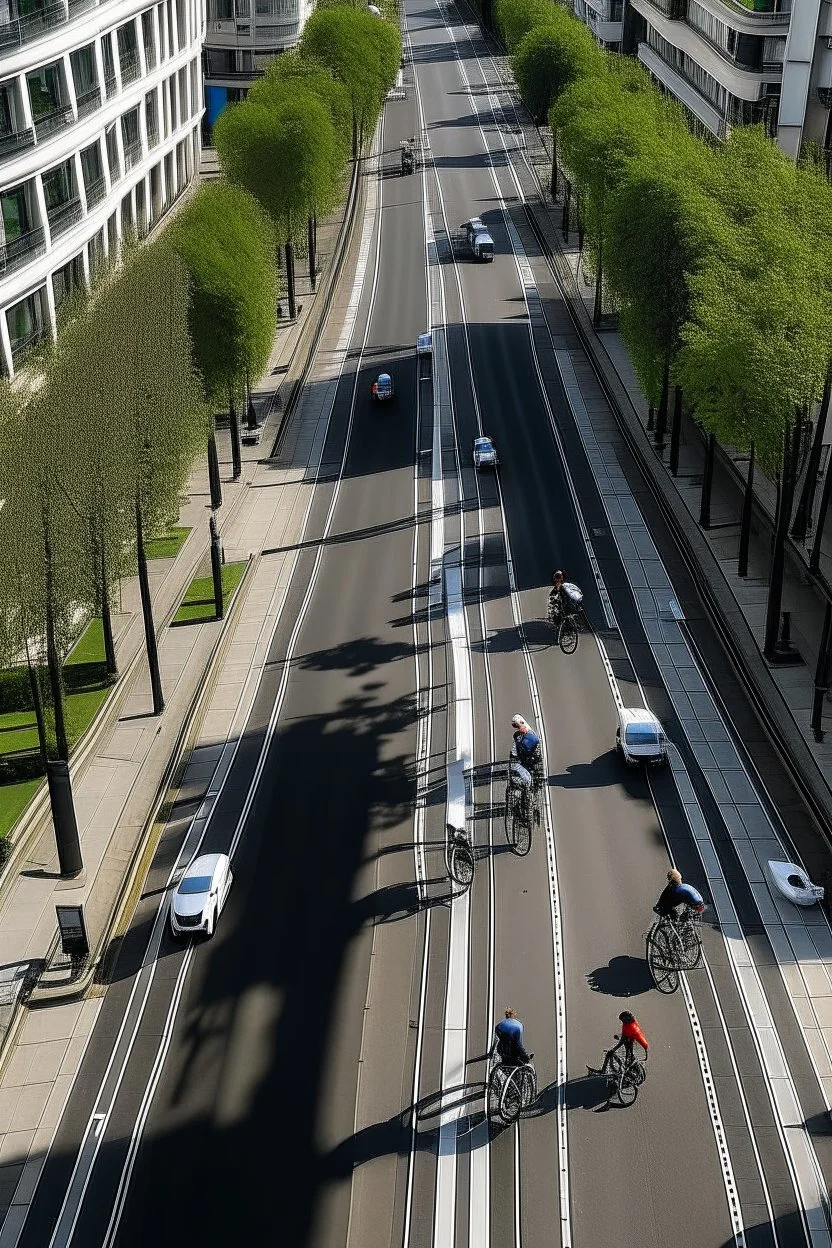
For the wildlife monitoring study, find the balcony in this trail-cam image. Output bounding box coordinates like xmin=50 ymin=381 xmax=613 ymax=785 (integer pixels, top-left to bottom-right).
xmin=11 ymin=324 xmax=47 ymax=367
xmin=144 ymin=42 xmax=156 ymax=70
xmin=119 ymin=56 xmax=141 ymax=86
xmin=0 ymin=2 xmax=66 ymax=52
xmin=717 ymin=0 xmax=790 ymax=20
xmin=47 ymin=197 xmax=82 ymax=238
xmin=104 ymin=72 xmax=118 ymax=98
xmin=75 ymin=85 xmax=101 ymax=118
xmin=0 ymin=225 xmax=46 ymax=274
xmin=123 ymin=139 xmax=143 ymax=169
xmin=67 ymin=0 xmax=96 ymax=14
xmin=84 ymin=175 xmax=106 ymax=207
xmin=201 ymin=66 xmax=266 ymax=80
xmin=147 ymin=123 xmax=160 ymax=147
xmin=33 ymin=103 xmax=74 ymax=139
xmin=0 ymin=126 xmax=36 ymax=162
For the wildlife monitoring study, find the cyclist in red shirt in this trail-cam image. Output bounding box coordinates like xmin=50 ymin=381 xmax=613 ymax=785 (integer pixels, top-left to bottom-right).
xmin=588 ymin=1011 xmax=649 ymax=1076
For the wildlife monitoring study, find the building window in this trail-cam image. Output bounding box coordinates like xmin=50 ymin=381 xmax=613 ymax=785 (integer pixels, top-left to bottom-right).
xmin=80 ymin=140 xmax=105 ymax=206
xmin=7 ymin=288 xmax=47 ymax=367
xmin=142 ymin=9 xmax=156 ymax=69
xmin=146 ymin=90 xmax=159 ymax=145
xmin=1 ymin=183 xmax=30 ymax=241
xmin=26 ymin=63 xmax=63 ymax=119
xmin=117 ymin=20 xmax=141 ymax=84
xmin=102 ymin=33 xmax=118 ymax=97
xmin=121 ymin=107 xmax=142 ymax=168
xmin=105 ymin=124 xmax=121 ymax=182
xmin=52 ymin=253 xmax=85 ymax=315
xmin=71 ymin=44 xmax=100 ymax=117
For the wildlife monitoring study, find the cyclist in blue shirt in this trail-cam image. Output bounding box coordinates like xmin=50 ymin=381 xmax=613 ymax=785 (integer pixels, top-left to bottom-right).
xmin=493 ymin=1008 xmax=531 ymax=1067
xmin=655 ymin=868 xmax=704 ymax=918
xmin=511 ymin=715 xmax=543 ymax=794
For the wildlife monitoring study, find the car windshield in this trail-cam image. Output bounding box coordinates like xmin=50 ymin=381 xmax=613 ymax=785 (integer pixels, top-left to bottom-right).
xmin=625 ymin=725 xmax=661 ymax=746
xmin=178 ymin=875 xmax=212 ymax=894
xmin=478 ymin=441 xmax=493 ymax=452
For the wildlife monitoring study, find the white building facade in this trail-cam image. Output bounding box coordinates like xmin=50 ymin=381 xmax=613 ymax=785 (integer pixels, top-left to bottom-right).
xmin=575 ymin=0 xmax=832 ymax=158
xmin=0 ymin=0 xmax=205 ymax=376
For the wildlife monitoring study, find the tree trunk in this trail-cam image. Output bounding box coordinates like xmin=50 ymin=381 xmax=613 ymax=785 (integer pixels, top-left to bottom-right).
xmin=210 ymin=515 xmax=224 ymax=619
xmin=208 ymin=431 xmax=222 ymax=510
xmin=654 ymin=354 xmax=670 ymax=447
xmin=699 ymin=432 xmax=715 ymax=528
xmin=592 ymin=233 xmax=603 ymax=328
xmin=550 ymin=131 xmax=558 ymax=200
xmin=764 ymin=419 xmax=799 ymax=658
xmin=26 ymin=648 xmax=48 ymax=767
xmin=43 ymin=516 xmax=68 ymax=761
xmin=562 ymin=180 xmax=571 ymax=241
xmin=811 ymin=442 xmax=832 ymax=574
xmin=669 ymin=385 xmax=683 ymax=475
xmin=285 ymin=240 xmax=297 ymax=321
xmin=308 ymin=215 xmax=317 ymax=291
xmin=100 ymin=545 xmax=117 ymax=678
xmin=136 ymin=497 xmax=164 ymax=715
xmin=229 ymin=393 xmax=242 ymax=481
xmin=793 ymin=368 xmax=832 ymax=541
xmin=738 ymin=442 xmax=755 ymax=578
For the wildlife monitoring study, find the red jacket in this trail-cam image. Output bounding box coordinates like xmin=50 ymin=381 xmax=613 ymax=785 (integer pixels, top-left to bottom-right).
xmin=621 ymin=1019 xmax=649 ymax=1052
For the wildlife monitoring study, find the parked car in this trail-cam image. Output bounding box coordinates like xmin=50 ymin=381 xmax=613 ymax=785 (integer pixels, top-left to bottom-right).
xmin=615 ymin=707 xmax=668 ymax=768
xmin=241 ymin=423 xmax=263 ymax=446
xmin=473 ymin=435 xmax=499 ymax=470
xmin=372 ymin=372 xmax=395 ymax=402
xmin=417 ymin=332 xmax=432 ymax=356
xmin=170 ymin=852 xmax=233 ymax=938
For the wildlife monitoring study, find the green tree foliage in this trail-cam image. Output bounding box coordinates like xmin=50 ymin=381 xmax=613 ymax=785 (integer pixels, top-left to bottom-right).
xmin=171 ymin=182 xmax=276 ymax=406
xmin=511 ymin=9 xmax=600 ymax=123
xmin=251 ymin=52 xmax=353 ymax=170
xmin=494 ymin=0 xmax=555 ymax=50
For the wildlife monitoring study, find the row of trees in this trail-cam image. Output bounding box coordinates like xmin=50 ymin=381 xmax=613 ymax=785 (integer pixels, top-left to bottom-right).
xmin=0 ymin=0 xmax=401 ymax=854
xmin=495 ymin=0 xmax=832 ymax=658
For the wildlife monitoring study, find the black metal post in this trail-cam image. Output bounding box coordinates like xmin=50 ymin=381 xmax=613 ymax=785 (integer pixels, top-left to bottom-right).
xmin=647 ymin=405 xmax=654 ymax=432
xmin=654 ymin=359 xmax=670 ymax=449
xmin=285 ymin=240 xmax=297 ymax=321
xmin=794 ymin=370 xmax=831 ymax=541
xmin=229 ymin=396 xmax=241 ymax=481
xmin=136 ymin=497 xmax=164 ymax=715
xmin=550 ymin=133 xmax=558 ymax=201
xmin=812 ymin=600 xmax=832 ymax=740
xmin=210 ymin=515 xmax=224 ymax=620
xmin=699 ymin=433 xmax=715 ymax=528
xmin=562 ymin=181 xmax=571 ymax=240
xmin=764 ymin=421 xmax=798 ymax=659
xmin=669 ymin=385 xmax=682 ymax=476
xmin=208 ymin=432 xmax=222 ymax=510
xmin=46 ymin=759 xmax=82 ymax=877
xmin=811 ymin=454 xmax=832 ymax=575
xmin=738 ymin=442 xmax=755 ymax=578
xmin=308 ymin=215 xmax=317 ymax=291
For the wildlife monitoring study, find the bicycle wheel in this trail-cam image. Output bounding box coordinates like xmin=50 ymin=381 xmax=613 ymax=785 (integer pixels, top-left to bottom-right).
xmin=616 ymin=1066 xmax=638 ymax=1107
xmin=499 ymin=1068 xmax=524 ymax=1123
xmin=450 ymin=841 xmax=474 ymax=889
xmin=630 ymin=1060 xmax=647 ymax=1088
xmin=504 ymin=786 xmax=520 ymax=849
xmin=519 ymin=1065 xmax=537 ymax=1110
xmin=514 ymin=807 xmax=532 ymax=857
xmin=647 ymin=926 xmax=680 ymax=995
xmin=676 ymin=922 xmax=703 ymax=971
xmin=487 ymin=1065 xmax=505 ymax=1121
xmin=559 ymin=619 xmax=578 ymax=655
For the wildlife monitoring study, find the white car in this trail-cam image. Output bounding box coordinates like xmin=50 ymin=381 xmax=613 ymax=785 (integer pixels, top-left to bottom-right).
xmin=473 ymin=436 xmax=499 ymax=470
xmin=417 ymin=332 xmax=432 ymax=356
xmin=616 ymin=707 xmax=668 ymax=768
xmin=170 ymin=852 xmax=233 ymax=938
xmin=241 ymin=422 xmax=263 ymax=446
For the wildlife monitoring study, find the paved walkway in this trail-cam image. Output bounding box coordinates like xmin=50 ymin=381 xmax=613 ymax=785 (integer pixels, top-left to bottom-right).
xmin=0 ymin=164 xmax=362 ymax=1238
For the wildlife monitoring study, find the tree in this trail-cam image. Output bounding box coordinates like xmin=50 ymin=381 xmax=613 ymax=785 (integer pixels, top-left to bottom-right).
xmin=494 ymin=0 xmax=555 ymax=50
xmin=172 ymin=183 xmax=276 ymax=479
xmin=215 ymin=94 xmax=340 ymax=321
xmin=511 ymin=13 xmax=599 ymax=124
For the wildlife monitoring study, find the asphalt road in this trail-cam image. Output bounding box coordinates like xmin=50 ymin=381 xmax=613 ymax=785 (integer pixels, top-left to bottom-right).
xmin=13 ymin=1 xmax=832 ymax=1246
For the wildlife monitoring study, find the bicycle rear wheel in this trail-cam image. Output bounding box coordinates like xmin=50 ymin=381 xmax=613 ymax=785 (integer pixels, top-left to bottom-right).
xmin=499 ymin=1068 xmax=524 ymax=1123
xmin=559 ymin=619 xmax=578 ymax=655
xmin=616 ymin=1067 xmax=638 ymax=1107
xmin=487 ymin=1065 xmax=505 ymax=1121
xmin=449 ymin=841 xmax=474 ymax=889
xmin=519 ymin=1065 xmax=537 ymax=1110
xmin=677 ymin=923 xmax=703 ymax=971
xmin=647 ymin=926 xmax=680 ymax=994
xmin=504 ymin=786 xmax=520 ymax=849
xmin=630 ymin=1060 xmax=647 ymax=1088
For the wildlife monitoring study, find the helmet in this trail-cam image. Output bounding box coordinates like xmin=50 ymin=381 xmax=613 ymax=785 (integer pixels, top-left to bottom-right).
xmin=511 ymin=714 xmax=527 ymax=729
xmin=667 ymin=868 xmax=682 ymax=885
xmin=619 ymin=1011 xmax=635 ymax=1024
xmin=552 ymin=570 xmax=563 ymax=583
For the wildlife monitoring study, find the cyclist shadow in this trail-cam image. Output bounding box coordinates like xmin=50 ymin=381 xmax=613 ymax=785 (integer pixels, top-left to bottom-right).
xmin=565 ymin=1074 xmax=629 ymax=1113
xmin=586 ymin=956 xmax=653 ymax=997
xmin=416 ymin=1078 xmax=489 ymax=1140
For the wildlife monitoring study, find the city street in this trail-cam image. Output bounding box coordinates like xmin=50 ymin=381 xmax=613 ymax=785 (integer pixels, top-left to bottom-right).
xmin=10 ymin=0 xmax=832 ymax=1245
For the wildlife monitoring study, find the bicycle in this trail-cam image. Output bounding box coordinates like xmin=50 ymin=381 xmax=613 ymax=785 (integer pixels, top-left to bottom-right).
xmin=646 ymin=905 xmax=705 ymax=994
xmin=504 ymin=759 xmax=539 ymax=857
xmin=487 ymin=1051 xmax=537 ymax=1124
xmin=446 ymin=823 xmax=474 ymax=890
xmin=589 ymin=1041 xmax=648 ymax=1107
xmin=547 ymin=598 xmax=581 ymax=655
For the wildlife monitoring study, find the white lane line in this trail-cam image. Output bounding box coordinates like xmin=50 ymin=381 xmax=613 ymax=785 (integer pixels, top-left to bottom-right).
xmin=52 ymin=123 xmax=389 ymax=1248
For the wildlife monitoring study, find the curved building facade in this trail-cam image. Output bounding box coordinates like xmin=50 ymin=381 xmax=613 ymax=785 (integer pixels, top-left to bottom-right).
xmin=0 ymin=0 xmax=204 ymax=376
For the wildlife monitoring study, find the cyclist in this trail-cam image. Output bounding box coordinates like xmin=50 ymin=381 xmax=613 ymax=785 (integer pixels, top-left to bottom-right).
xmin=511 ymin=714 xmax=541 ymax=771
xmin=654 ymin=868 xmax=705 ymax=918
xmin=493 ymin=1008 xmax=531 ymax=1067
xmin=588 ymin=1011 xmax=649 ymax=1077
xmin=548 ymin=571 xmax=566 ymax=622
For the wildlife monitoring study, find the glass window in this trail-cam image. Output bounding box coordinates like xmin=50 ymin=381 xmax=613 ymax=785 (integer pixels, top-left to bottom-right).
xmin=1 ymin=186 xmax=28 ymax=239
xmin=105 ymin=124 xmax=120 ymax=180
xmin=80 ymin=140 xmax=103 ymax=187
xmin=42 ymin=163 xmax=72 ymax=210
xmin=70 ymin=45 xmax=97 ymax=95
xmin=7 ymin=289 xmax=45 ymax=359
xmin=26 ymin=64 xmax=62 ymax=118
xmin=0 ymin=85 xmax=13 ymax=135
xmin=121 ymin=106 xmax=140 ymax=147
xmin=141 ymin=10 xmax=156 ymax=67
xmin=102 ymin=34 xmax=117 ymax=90
xmin=116 ymin=20 xmax=138 ymax=61
xmin=145 ymin=90 xmax=158 ymax=143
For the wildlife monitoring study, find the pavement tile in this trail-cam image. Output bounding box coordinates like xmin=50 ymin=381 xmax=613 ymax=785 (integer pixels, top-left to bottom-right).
xmin=38 ymin=1075 xmax=73 ymax=1134
xmin=57 ymin=1035 xmax=88 ymax=1078
xmin=11 ymin=1149 xmax=46 ymax=1206
xmin=20 ymin=1002 xmax=83 ymax=1046
xmin=0 ymin=1133 xmax=33 ymax=1168
xmin=24 ymin=1040 xmax=68 ymax=1086
xmin=75 ymin=999 xmax=102 ymax=1038
xmin=8 ymin=1083 xmax=51 ymax=1133
xmin=0 ymin=1164 xmax=24 ymax=1213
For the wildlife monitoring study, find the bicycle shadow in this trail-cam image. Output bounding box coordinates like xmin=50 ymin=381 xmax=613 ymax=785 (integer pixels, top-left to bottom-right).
xmin=586 ymin=955 xmax=653 ymax=997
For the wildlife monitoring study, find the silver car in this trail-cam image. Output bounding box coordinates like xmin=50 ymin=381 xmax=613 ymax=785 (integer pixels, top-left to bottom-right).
xmin=473 ymin=436 xmax=499 ymax=470
xmin=616 ymin=707 xmax=667 ymax=768
xmin=170 ymin=852 xmax=233 ymax=938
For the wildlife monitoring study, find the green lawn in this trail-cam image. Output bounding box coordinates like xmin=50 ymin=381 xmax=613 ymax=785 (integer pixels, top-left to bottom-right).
xmin=0 ymin=617 xmax=113 ymax=841
xmin=144 ymin=526 xmax=191 ymax=560
xmin=172 ymin=561 xmax=247 ymax=625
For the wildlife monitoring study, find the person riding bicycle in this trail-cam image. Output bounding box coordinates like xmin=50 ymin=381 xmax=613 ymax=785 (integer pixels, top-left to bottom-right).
xmin=511 ymin=715 xmax=543 ymax=789
xmin=548 ymin=571 xmax=566 ymax=622
xmin=587 ymin=1011 xmax=649 ymax=1076
xmin=493 ymin=1008 xmax=531 ymax=1067
xmin=654 ymin=868 xmax=705 ymax=919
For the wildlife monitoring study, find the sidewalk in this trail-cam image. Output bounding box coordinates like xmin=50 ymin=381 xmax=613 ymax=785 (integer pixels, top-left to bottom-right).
xmin=0 ymin=161 xmax=364 ymax=1237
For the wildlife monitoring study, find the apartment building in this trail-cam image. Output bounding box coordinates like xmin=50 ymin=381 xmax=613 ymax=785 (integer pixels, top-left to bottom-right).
xmin=574 ymin=0 xmax=832 ymax=158
xmin=0 ymin=0 xmax=204 ymax=377
xmin=202 ymin=0 xmax=314 ymax=136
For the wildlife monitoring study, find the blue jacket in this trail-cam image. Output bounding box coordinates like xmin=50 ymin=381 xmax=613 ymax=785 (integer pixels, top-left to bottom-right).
xmin=495 ymin=1017 xmax=530 ymax=1064
xmin=513 ymin=730 xmax=540 ymax=763
xmin=657 ymin=880 xmax=704 ymax=916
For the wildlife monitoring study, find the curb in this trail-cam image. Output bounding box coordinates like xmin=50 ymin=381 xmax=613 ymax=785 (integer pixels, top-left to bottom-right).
xmin=29 ymin=554 xmax=258 ymax=1006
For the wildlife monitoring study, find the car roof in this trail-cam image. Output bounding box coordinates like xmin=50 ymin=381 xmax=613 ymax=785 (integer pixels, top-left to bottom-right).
xmin=377 ymin=372 xmax=392 ymax=383
xmin=474 ymin=436 xmax=493 ymax=446
xmin=183 ymin=852 xmax=226 ymax=879
xmin=618 ymin=706 xmax=661 ymax=727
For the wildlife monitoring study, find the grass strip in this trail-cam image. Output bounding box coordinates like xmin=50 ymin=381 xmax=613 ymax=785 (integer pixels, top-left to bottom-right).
xmin=172 ymin=561 xmax=247 ymax=626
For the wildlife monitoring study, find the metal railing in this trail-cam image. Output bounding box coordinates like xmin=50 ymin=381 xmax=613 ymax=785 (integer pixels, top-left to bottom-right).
xmin=0 ymin=225 xmax=46 ymax=274
xmin=0 ymin=1 xmax=66 ymax=51
xmin=10 ymin=325 xmax=47 ymax=367
xmin=123 ymin=139 xmax=143 ymax=169
xmin=202 ymin=65 xmax=266 ymax=79
xmin=119 ymin=55 xmax=141 ymax=85
xmin=143 ymin=41 xmax=156 ymax=69
xmin=715 ymin=0 xmax=790 ymax=20
xmin=33 ymin=102 xmax=74 ymax=138
xmin=146 ymin=123 xmax=160 ymax=147
xmin=0 ymin=126 xmax=35 ymax=161
xmin=47 ymin=196 xmax=83 ymax=237
xmin=75 ymin=85 xmax=101 ymax=118
xmin=84 ymin=175 xmax=106 ymax=207
xmin=103 ymin=72 xmax=118 ymax=97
